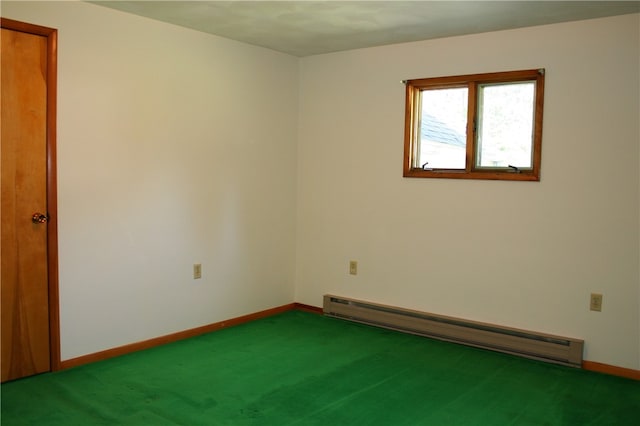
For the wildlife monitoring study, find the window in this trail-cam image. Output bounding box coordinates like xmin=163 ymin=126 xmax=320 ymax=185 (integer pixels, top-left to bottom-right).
xmin=403 ymin=69 xmax=545 ymax=181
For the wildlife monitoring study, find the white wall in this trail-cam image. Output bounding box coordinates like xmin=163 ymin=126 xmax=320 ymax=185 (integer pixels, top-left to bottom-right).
xmin=2 ymin=1 xmax=299 ymax=360
xmin=3 ymin=1 xmax=638 ymax=370
xmin=296 ymin=14 xmax=640 ymax=369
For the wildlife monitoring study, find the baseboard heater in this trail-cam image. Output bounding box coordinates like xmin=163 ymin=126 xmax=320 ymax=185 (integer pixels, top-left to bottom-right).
xmin=323 ymin=295 xmax=584 ymax=367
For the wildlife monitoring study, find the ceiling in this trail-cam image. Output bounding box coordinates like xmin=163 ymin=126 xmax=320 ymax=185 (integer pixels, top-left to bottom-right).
xmin=90 ymin=1 xmax=640 ymax=57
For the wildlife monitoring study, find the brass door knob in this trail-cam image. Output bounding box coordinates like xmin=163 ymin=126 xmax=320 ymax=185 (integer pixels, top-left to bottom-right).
xmin=32 ymin=213 xmax=49 ymax=224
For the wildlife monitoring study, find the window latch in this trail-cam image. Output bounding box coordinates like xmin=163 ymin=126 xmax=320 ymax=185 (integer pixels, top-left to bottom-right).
xmin=508 ymin=165 xmax=520 ymax=173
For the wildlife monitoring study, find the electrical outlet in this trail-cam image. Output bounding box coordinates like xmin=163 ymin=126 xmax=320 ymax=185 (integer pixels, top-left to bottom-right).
xmin=193 ymin=263 xmax=202 ymax=279
xmin=590 ymin=293 xmax=602 ymax=312
xmin=349 ymin=260 xmax=358 ymax=275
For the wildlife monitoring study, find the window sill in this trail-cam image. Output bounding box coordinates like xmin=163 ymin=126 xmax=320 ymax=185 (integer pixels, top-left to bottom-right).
xmin=403 ymin=168 xmax=540 ymax=181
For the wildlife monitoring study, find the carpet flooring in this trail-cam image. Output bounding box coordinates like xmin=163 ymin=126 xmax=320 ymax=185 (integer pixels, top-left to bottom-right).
xmin=1 ymin=310 xmax=639 ymax=425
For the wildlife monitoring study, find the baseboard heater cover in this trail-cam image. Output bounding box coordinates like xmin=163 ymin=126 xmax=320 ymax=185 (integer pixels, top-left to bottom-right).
xmin=323 ymin=295 xmax=584 ymax=367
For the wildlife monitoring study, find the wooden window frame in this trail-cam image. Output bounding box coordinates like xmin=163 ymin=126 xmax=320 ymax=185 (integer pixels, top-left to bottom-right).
xmin=403 ymin=69 xmax=545 ymax=181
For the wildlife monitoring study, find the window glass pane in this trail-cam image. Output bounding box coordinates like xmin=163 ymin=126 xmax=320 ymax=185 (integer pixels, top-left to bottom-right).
xmin=476 ymin=82 xmax=535 ymax=169
xmin=419 ymin=87 xmax=468 ymax=169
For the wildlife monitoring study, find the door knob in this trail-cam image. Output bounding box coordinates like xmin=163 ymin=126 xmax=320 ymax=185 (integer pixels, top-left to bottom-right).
xmin=32 ymin=213 xmax=49 ymax=224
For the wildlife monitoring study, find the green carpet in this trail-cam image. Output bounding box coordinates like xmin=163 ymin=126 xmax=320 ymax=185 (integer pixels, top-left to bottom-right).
xmin=1 ymin=310 xmax=639 ymax=425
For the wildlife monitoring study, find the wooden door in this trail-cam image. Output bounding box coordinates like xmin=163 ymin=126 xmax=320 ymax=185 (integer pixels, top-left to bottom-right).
xmin=1 ymin=19 xmax=59 ymax=382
